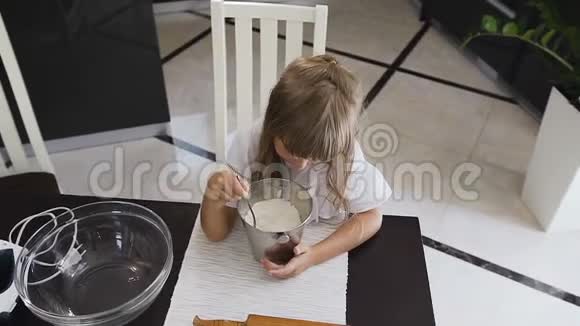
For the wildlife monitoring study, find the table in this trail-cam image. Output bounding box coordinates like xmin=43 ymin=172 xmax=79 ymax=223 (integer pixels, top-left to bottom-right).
xmin=0 ymin=193 xmax=435 ymax=326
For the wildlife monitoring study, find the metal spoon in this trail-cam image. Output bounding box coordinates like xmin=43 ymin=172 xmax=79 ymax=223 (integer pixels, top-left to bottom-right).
xmin=225 ymin=163 xmax=257 ymax=227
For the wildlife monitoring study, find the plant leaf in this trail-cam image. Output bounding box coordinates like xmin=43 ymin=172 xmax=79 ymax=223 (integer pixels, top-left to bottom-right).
xmin=481 ymin=15 xmax=498 ymax=33
xmin=552 ymin=34 xmax=565 ymax=52
xmin=522 ymin=29 xmax=535 ymax=40
xmin=502 ymin=22 xmax=519 ymax=36
xmin=533 ymin=23 xmax=546 ymax=42
xmin=541 ymin=29 xmax=557 ymax=47
xmin=565 ymin=27 xmax=580 ymax=60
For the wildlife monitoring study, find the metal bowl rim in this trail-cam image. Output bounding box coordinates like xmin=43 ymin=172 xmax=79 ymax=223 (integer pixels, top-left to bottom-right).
xmin=237 ymin=178 xmax=314 ymax=233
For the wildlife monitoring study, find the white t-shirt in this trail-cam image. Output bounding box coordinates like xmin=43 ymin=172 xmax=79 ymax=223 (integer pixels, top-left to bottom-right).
xmin=227 ymin=119 xmax=392 ymax=220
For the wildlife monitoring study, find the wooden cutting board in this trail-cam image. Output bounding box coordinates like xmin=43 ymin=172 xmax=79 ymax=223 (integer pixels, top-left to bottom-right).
xmin=193 ymin=315 xmax=345 ymax=326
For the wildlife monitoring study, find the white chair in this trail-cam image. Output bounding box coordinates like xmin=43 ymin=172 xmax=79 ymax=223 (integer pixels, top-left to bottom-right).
xmin=210 ymin=0 xmax=328 ymax=161
xmin=0 ymin=13 xmax=54 ymax=176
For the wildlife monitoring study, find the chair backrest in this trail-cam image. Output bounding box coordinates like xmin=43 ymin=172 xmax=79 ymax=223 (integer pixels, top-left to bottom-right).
xmin=211 ymin=0 xmax=328 ymax=161
xmin=0 ymin=13 xmax=54 ymax=176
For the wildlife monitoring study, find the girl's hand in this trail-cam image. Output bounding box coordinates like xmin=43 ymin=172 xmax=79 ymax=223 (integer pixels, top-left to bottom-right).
xmin=205 ymin=170 xmax=249 ymax=203
xmin=261 ymin=244 xmax=314 ymax=279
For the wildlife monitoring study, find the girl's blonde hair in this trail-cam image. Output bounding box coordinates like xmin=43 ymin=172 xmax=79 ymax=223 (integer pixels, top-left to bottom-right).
xmin=256 ymin=54 xmax=363 ymax=212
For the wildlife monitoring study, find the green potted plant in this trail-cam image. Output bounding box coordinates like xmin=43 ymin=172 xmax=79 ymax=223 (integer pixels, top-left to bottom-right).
xmin=463 ymin=0 xmax=579 ymax=109
xmin=464 ymin=0 xmax=580 ymax=232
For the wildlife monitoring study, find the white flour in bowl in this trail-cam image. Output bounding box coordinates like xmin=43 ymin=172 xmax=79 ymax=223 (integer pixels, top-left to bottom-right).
xmin=242 ymin=199 xmax=302 ymax=232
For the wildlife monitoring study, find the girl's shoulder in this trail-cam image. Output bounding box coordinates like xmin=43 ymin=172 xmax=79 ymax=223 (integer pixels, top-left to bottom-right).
xmin=351 ymin=141 xmax=370 ymax=170
xmin=227 ymin=118 xmax=264 ymax=172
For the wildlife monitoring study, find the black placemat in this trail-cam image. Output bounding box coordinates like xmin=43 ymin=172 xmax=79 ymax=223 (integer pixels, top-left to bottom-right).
xmin=347 ymin=216 xmax=436 ymax=326
xmin=0 ymin=194 xmax=198 ymax=326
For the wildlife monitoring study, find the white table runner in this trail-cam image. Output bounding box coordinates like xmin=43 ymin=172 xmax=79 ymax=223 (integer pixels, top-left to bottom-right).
xmin=163 ymin=218 xmax=347 ymax=325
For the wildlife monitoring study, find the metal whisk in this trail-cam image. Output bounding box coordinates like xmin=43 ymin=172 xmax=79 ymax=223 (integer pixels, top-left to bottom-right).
xmin=225 ymin=163 xmax=256 ymax=227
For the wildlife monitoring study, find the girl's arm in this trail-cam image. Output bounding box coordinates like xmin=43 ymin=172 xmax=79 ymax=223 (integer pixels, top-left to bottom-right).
xmin=200 ymin=197 xmax=237 ymax=242
xmin=201 ymin=171 xmax=248 ymax=242
xmin=310 ymin=208 xmax=382 ymax=265
xmin=262 ymin=208 xmax=382 ymax=278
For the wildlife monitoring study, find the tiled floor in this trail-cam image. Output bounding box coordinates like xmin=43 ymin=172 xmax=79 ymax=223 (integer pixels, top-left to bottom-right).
xmin=309 ymin=0 xmax=423 ymax=63
xmin=156 ymin=12 xmax=210 ymax=58
xmin=163 ymin=23 xmax=385 ymax=150
xmin=48 ymin=0 xmax=580 ymax=324
xmin=426 ymin=247 xmax=580 ymax=325
xmin=364 ymin=73 xmax=494 ymax=155
xmin=403 ymin=27 xmax=512 ymax=96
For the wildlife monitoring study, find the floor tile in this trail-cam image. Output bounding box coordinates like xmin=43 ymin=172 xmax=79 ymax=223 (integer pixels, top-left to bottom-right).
xmin=163 ymin=25 xmax=385 ymax=150
xmin=403 ymin=28 xmax=512 ymax=96
xmin=425 ymin=247 xmax=580 ymax=326
xmin=188 ymin=0 xmax=211 ymax=15
xmin=169 ymin=112 xmax=225 ymax=154
xmin=304 ymin=0 xmax=423 ymax=63
xmin=51 ymin=138 xmax=213 ymax=204
xmin=155 ymin=12 xmax=210 ymax=58
xmin=367 ymin=137 xmax=462 ymax=235
xmin=247 ymin=0 xmax=422 ymax=64
xmin=190 ymin=0 xmax=327 ymax=18
xmin=357 ymin=112 xmax=471 ymax=233
xmin=472 ymin=100 xmax=540 ymax=174
xmin=429 ymin=160 xmax=580 ymax=295
xmin=364 ymin=73 xmax=493 ymax=155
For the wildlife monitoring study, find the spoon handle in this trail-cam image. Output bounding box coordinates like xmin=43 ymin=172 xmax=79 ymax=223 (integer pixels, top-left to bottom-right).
xmin=226 ymin=163 xmax=257 ymax=227
xmin=225 ymin=163 xmax=248 ymax=182
xmin=234 ymin=174 xmax=257 ymax=227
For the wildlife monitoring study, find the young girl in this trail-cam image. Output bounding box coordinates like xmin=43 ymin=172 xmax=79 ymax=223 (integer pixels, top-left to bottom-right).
xmin=201 ymin=54 xmax=391 ymax=279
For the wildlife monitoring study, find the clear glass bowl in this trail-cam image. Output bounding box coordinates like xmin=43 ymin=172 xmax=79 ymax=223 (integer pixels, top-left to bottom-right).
xmin=14 ymin=201 xmax=173 ymax=326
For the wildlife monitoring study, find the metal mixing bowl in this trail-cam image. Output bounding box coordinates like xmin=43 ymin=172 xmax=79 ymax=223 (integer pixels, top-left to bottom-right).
xmin=14 ymin=201 xmax=173 ymax=326
xmin=238 ymin=178 xmax=313 ymax=264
